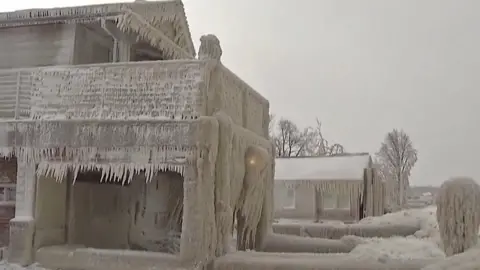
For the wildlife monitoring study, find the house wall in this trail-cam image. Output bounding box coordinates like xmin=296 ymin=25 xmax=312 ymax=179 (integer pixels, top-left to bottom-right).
xmin=34 ymin=175 xmax=68 ymax=249
xmin=274 ymin=184 xmax=314 ymax=219
xmin=61 ymin=171 xmax=182 ymax=251
xmin=274 ymin=184 xmax=294 ymax=210
xmin=0 ymin=24 xmax=76 ymax=69
xmin=72 ymin=24 xmax=113 ymax=65
xmin=274 ymin=181 xmax=355 ymax=222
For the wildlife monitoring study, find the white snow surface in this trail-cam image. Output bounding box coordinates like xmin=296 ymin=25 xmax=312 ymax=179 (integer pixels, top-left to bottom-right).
xmin=277 ymin=206 xmax=447 ymax=261
xmin=0 ymin=261 xmax=46 ymax=270
xmin=351 ymin=206 xmax=446 ymax=260
xmin=2 ymin=206 xmax=480 ymax=268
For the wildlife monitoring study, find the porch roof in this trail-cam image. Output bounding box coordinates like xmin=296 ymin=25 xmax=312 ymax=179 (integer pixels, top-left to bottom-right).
xmin=0 ymin=119 xmax=196 ymax=182
xmin=275 ymin=153 xmax=373 ymax=182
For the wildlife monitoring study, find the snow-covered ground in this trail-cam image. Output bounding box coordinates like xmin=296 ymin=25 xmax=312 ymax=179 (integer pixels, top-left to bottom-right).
xmin=345 ymin=206 xmax=446 ymax=260
xmin=277 ymin=206 xmax=447 ymax=260
xmin=278 ymin=206 xmax=478 ymax=261
xmin=1 ymin=206 xmax=478 ymax=269
xmin=0 ymin=261 xmax=46 ymax=270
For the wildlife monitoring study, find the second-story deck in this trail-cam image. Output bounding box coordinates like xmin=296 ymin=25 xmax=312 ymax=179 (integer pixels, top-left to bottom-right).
xmin=0 ymin=59 xmax=269 ymax=135
xmin=0 ymin=59 xmax=271 ymax=176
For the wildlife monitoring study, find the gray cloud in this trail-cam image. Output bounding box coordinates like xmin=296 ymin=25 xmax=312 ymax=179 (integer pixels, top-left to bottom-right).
xmin=185 ymin=0 xmax=480 ymax=186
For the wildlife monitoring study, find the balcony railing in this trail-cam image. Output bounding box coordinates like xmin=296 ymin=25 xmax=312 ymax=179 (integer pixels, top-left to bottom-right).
xmin=0 ymin=60 xmax=206 ymax=120
xmin=0 ymin=59 xmax=270 ymax=138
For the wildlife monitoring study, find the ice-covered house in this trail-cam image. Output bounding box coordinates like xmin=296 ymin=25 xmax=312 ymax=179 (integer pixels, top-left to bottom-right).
xmin=274 ymin=153 xmax=385 ymax=222
xmin=0 ymin=1 xmax=273 ymax=269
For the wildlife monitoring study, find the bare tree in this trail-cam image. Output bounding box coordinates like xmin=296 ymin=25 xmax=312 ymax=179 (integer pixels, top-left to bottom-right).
xmin=303 ymin=119 xmax=344 ymax=157
xmin=271 ymin=117 xmax=344 ymax=158
xmin=376 ymin=129 xmax=418 ymax=210
xmin=272 ymin=118 xmax=306 ymax=157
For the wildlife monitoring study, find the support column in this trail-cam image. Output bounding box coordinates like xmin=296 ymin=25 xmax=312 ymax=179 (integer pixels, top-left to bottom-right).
xmin=118 ymin=41 xmax=131 ymax=62
xmin=9 ymin=162 xmax=36 ymax=266
xmin=180 ymin=117 xmax=218 ymax=266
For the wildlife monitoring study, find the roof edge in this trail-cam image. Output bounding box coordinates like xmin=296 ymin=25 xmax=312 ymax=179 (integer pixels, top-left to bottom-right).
xmin=275 ymin=152 xmax=370 ymax=159
xmin=0 ymin=1 xmax=196 ymax=57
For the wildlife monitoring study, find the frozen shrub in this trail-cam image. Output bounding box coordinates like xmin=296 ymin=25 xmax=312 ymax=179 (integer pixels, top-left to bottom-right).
xmin=436 ymin=177 xmax=480 ymax=256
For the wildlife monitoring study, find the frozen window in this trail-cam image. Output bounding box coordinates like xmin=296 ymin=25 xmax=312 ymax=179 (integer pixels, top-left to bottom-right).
xmin=284 ymin=188 xmax=296 ymax=209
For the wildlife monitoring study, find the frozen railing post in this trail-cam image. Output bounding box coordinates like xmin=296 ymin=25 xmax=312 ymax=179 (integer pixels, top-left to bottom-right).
xmin=198 ymin=34 xmax=222 ymax=61
xmin=436 ymin=177 xmax=480 ymax=256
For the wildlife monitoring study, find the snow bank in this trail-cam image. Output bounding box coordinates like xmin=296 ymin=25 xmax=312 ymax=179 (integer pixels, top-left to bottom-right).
xmin=261 ymin=233 xmax=354 ymax=253
xmin=0 ymin=261 xmax=46 ymax=270
xmin=272 ymin=222 xmax=418 ymax=239
xmin=349 ymin=236 xmax=445 ymax=261
xmin=421 ymin=246 xmax=480 ymax=270
xmin=272 ymin=206 xmax=446 ymax=261
xmin=213 ymin=251 xmax=437 ymax=270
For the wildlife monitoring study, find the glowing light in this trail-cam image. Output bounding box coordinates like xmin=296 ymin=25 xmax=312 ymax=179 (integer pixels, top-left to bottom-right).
xmin=249 ymin=158 xmax=256 ymax=165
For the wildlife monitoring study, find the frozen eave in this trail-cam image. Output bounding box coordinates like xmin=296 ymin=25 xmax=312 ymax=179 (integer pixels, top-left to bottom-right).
xmin=0 ymin=118 xmax=197 ymax=182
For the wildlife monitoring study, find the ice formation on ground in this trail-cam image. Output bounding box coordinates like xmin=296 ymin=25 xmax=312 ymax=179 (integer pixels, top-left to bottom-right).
xmin=0 ymin=261 xmax=46 ymax=270
xmin=276 ymin=206 xmax=447 ymax=260
xmin=436 ymin=177 xmax=480 ymax=256
xmin=2 ymin=206 xmax=479 ymax=269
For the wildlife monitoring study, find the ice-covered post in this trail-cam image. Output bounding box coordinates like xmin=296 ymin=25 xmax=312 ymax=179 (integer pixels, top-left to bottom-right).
xmin=9 ymin=162 xmax=37 ymax=265
xmin=198 ymin=34 xmax=222 ymax=61
xmin=436 ymin=177 xmax=480 ymax=256
xmin=180 ymin=117 xmax=219 ymax=266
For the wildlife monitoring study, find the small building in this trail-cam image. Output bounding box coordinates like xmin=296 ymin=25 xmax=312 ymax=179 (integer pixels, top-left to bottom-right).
xmin=274 ymin=153 xmax=385 ymax=222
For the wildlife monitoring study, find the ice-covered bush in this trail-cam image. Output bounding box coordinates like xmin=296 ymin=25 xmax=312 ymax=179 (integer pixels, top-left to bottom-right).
xmin=436 ymin=177 xmax=480 ymax=256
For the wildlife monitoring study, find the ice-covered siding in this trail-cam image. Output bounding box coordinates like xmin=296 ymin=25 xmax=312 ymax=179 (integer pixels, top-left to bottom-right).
xmin=0 ymin=24 xmax=76 ymax=118
xmin=274 ymin=183 xmax=354 ymax=221
xmin=0 ymin=24 xmax=76 ymax=70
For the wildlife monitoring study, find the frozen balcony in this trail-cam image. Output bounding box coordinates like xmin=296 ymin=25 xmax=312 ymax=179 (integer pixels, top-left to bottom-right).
xmin=0 ymin=58 xmax=270 ymax=166
xmin=0 ymin=60 xmax=207 ymax=121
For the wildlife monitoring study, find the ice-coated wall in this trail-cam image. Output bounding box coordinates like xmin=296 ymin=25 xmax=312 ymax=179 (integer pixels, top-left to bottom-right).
xmin=205 ymin=65 xmax=269 ymax=137
xmin=0 ymin=24 xmax=76 ymax=70
xmin=34 ymin=171 xmax=183 ymax=251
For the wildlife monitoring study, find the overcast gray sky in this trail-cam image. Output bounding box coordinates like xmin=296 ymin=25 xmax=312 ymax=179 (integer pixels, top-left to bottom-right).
xmin=4 ymin=0 xmax=480 ymax=186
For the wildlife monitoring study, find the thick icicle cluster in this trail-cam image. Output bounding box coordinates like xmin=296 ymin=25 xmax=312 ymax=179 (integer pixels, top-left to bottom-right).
xmin=118 ymin=8 xmax=193 ymax=59
xmin=0 ymin=121 xmax=195 ymax=184
xmin=436 ymin=177 xmax=480 ymax=256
